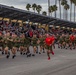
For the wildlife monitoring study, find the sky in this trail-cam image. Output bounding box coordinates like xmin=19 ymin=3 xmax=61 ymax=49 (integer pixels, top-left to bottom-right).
xmin=0 ymin=0 xmax=75 ymax=22
xmin=0 ymin=0 xmax=49 ymax=10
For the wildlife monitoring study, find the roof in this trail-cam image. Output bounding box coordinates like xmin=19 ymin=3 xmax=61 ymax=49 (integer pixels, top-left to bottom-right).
xmin=0 ymin=4 xmax=76 ymax=28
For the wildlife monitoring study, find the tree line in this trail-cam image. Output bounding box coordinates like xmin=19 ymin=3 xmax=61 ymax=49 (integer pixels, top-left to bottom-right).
xmin=25 ymin=0 xmax=76 ymax=22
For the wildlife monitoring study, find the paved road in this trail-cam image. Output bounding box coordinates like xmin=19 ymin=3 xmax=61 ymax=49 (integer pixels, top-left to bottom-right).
xmin=0 ymin=46 xmax=76 ymax=75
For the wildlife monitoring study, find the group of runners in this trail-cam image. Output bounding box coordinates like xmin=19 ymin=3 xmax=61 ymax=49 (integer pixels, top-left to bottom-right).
xmin=0 ymin=30 xmax=76 ymax=60
xmin=57 ymin=34 xmax=76 ymax=50
xmin=0 ymin=31 xmax=54 ymax=59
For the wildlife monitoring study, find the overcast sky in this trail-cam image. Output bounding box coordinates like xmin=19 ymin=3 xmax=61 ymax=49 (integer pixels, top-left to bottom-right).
xmin=0 ymin=0 xmax=49 ymax=10
xmin=0 ymin=0 xmax=75 ymax=22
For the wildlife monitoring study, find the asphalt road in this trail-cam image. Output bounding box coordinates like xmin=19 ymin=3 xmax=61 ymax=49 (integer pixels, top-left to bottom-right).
xmin=0 ymin=46 xmax=76 ymax=75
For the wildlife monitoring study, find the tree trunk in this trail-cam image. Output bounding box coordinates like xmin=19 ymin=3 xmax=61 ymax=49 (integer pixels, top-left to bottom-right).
xmin=34 ymin=9 xmax=35 ymax=13
xmin=70 ymin=2 xmax=72 ymax=21
xmin=63 ymin=8 xmax=64 ymax=19
xmin=75 ymin=5 xmax=76 ymax=22
xmin=55 ymin=0 xmax=57 ymax=18
xmin=48 ymin=0 xmax=50 ymax=16
xmin=64 ymin=9 xmax=66 ymax=20
xmin=51 ymin=12 xmax=52 ymax=17
xmin=66 ymin=10 xmax=67 ymax=20
xmin=59 ymin=0 xmax=61 ymax=19
xmin=74 ymin=5 xmax=75 ymax=22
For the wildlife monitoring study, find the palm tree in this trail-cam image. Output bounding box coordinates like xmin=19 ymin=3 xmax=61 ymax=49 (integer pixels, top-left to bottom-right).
xmin=48 ymin=0 xmax=50 ymax=16
xmin=49 ymin=6 xmax=54 ymax=16
xmin=55 ymin=0 xmax=57 ymax=18
xmin=59 ymin=0 xmax=61 ymax=19
xmin=53 ymin=5 xmax=58 ymax=18
xmin=74 ymin=4 xmax=76 ymax=22
xmin=10 ymin=6 xmax=14 ymax=8
xmin=26 ymin=3 xmax=31 ymax=11
xmin=72 ymin=0 xmax=76 ymax=22
xmin=32 ymin=3 xmax=37 ymax=12
xmin=61 ymin=0 xmax=67 ymax=19
xmin=70 ymin=0 xmax=73 ymax=21
xmin=64 ymin=4 xmax=69 ymax=20
xmin=42 ymin=11 xmax=47 ymax=16
xmin=36 ymin=5 xmax=42 ymax=14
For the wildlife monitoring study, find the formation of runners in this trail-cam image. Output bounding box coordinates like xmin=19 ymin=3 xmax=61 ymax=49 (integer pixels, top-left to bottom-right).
xmin=0 ymin=30 xmax=76 ymax=60
xmin=0 ymin=32 xmax=47 ymax=59
xmin=57 ymin=34 xmax=76 ymax=50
